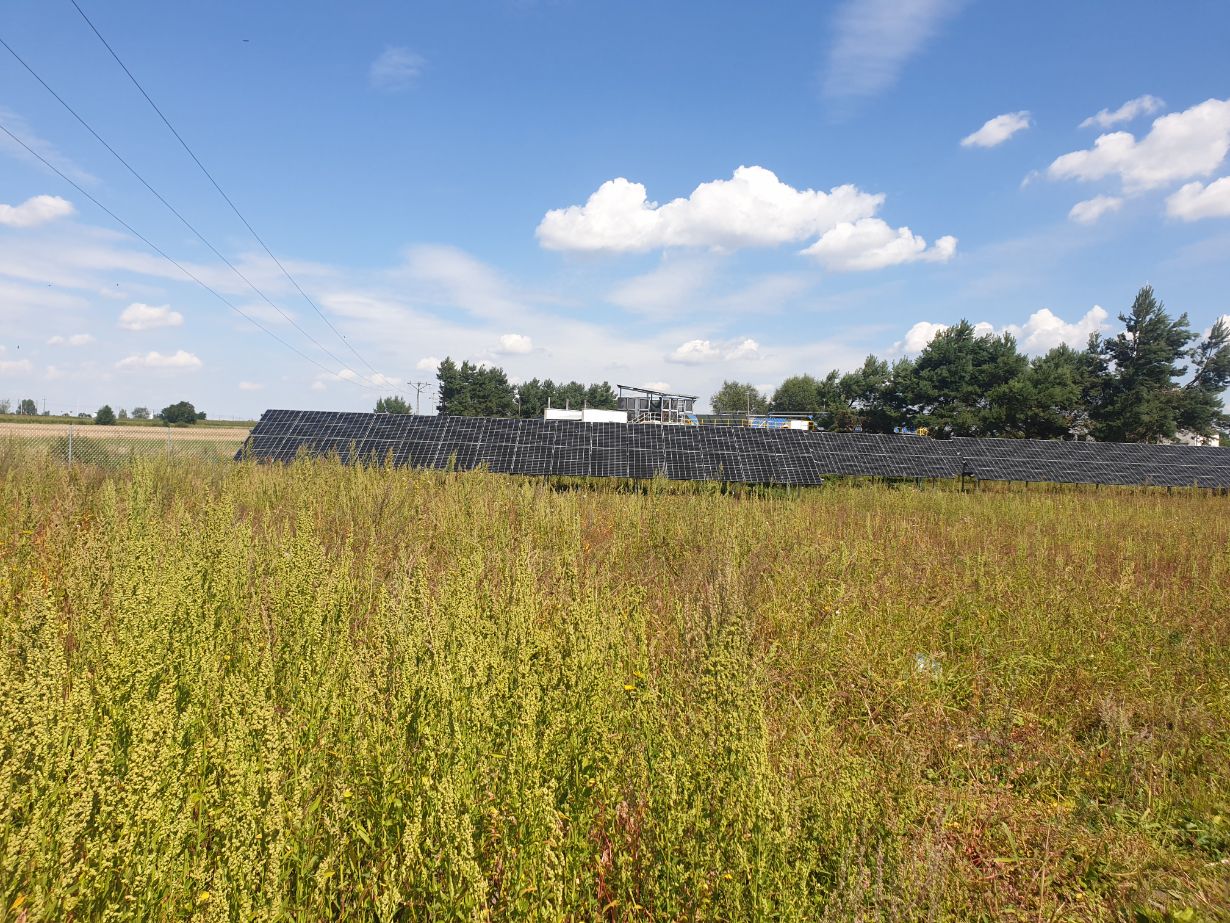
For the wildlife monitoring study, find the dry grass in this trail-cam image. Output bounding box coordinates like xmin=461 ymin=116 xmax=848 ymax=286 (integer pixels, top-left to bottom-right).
xmin=0 ymin=450 xmax=1227 ymax=921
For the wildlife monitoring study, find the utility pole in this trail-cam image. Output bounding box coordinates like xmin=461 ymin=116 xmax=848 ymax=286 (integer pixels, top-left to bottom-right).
xmin=407 ymin=380 xmax=434 ymax=415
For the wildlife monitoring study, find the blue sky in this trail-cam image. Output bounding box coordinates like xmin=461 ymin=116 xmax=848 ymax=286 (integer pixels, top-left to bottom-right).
xmin=2 ymin=0 xmax=1228 ymax=417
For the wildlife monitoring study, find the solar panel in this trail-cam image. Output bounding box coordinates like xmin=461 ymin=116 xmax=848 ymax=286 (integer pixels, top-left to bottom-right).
xmin=237 ymin=411 xmax=1227 ymax=490
xmin=954 ymin=437 xmax=1230 ymax=488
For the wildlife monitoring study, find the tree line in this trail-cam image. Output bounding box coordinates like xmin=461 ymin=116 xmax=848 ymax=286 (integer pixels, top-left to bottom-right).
xmin=713 ymin=287 xmax=1230 ymax=442
xmin=375 ymin=358 xmax=620 ymax=418
xmin=1 ymin=399 xmax=206 ymax=426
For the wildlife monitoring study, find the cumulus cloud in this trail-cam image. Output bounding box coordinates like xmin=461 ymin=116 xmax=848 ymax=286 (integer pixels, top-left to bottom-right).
xmin=1048 ymin=97 xmax=1230 ymax=192
xmin=893 ymin=320 xmax=951 ymax=354
xmin=115 ymin=350 xmax=202 ymax=371
xmin=415 ymin=356 xmax=440 ymax=371
xmin=238 ymin=381 xmax=263 ymax=391
xmin=667 ymin=337 xmax=761 ymax=365
xmin=537 ymin=166 xmax=885 ymax=253
xmin=1080 ymin=95 xmax=1165 ymax=130
xmin=47 ymin=332 xmax=94 ymax=346
xmin=369 ymin=47 xmax=425 ymax=90
xmin=823 ymin=0 xmax=965 ymax=101
xmin=0 ymin=194 xmax=74 ymax=228
xmin=642 ymin=381 xmax=673 ymax=393
xmin=119 ymin=302 xmax=184 ymax=331
xmin=1166 ymin=177 xmax=1230 ymax=221
xmin=1068 ymin=195 xmax=1123 ymax=224
xmin=495 ymin=333 xmax=533 ymax=355
xmin=802 ymin=218 xmax=957 ymax=270
xmin=1004 ymin=306 xmax=1109 ymax=352
xmin=961 ymin=111 xmax=1031 ymax=148
xmin=892 ymin=306 xmax=1109 ymax=355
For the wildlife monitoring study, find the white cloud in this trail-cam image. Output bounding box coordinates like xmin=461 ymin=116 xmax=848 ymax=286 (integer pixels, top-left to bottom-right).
xmin=642 ymin=381 xmax=673 ymax=393
xmin=415 ymin=356 xmax=440 ymax=371
xmin=725 ymin=337 xmax=761 ymax=360
xmin=47 ymin=333 xmax=94 ymax=346
xmin=537 ymin=166 xmax=884 ymax=253
xmin=238 ymin=381 xmax=263 ymax=391
xmin=399 ymin=245 xmax=529 ymax=319
xmin=892 ymin=306 xmax=1109 ymax=355
xmin=668 ymin=337 xmax=762 ymax=365
xmin=115 ymin=349 xmax=202 ymax=371
xmin=893 ymin=320 xmax=950 ymax=354
xmin=961 ymin=111 xmax=1031 ymax=148
xmin=802 ymin=218 xmax=957 ymax=270
xmin=0 ymin=108 xmax=96 ymax=185
xmin=668 ymin=340 xmax=721 ymax=364
xmin=608 ymin=257 xmax=714 ymax=314
xmin=1166 ymin=177 xmax=1230 ymax=221
xmin=1003 ymin=306 xmax=1109 ymax=352
xmin=0 ymin=358 xmax=33 ymax=375
xmin=0 ymin=347 xmax=32 ymax=376
xmin=1068 ymin=195 xmax=1123 ymax=224
xmin=494 ymin=333 xmax=533 ymax=355
xmin=714 ymin=273 xmax=814 ymax=314
xmin=315 ymin=368 xmax=399 ymax=389
xmin=823 ymin=0 xmax=964 ymax=101
xmin=1049 ymin=97 xmax=1230 ymax=192
xmin=0 ymin=194 xmax=74 ymax=228
xmin=1080 ymin=95 xmax=1165 ymax=130
xmin=369 ymin=47 xmax=425 ymax=90
xmin=119 ymin=302 xmax=184 ymax=331
xmin=310 ymin=380 xmax=326 ymax=392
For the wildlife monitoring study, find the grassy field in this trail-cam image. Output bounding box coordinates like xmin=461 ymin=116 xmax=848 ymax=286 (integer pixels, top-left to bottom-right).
xmin=0 ymin=426 xmax=251 ymax=467
xmin=0 ymin=451 xmax=1227 ymax=921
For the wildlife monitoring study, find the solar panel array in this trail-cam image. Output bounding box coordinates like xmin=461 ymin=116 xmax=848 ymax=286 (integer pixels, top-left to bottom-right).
xmin=238 ymin=410 xmax=1229 ymax=489
xmin=954 ymin=437 xmax=1230 ymax=488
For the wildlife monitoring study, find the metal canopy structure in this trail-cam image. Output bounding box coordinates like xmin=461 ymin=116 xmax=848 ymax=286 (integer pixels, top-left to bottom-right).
xmin=616 ymin=384 xmax=698 ymax=425
xmin=238 ymin=410 xmax=1230 ymax=489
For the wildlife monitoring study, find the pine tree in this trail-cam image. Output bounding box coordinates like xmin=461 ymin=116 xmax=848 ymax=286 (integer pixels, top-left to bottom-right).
xmin=1091 ymin=286 xmax=1195 ymax=442
xmin=1178 ymin=316 xmax=1230 ymax=437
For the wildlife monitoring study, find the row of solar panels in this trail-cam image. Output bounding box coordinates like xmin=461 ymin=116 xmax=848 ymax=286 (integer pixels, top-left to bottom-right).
xmin=238 ymin=410 xmax=1230 ymax=488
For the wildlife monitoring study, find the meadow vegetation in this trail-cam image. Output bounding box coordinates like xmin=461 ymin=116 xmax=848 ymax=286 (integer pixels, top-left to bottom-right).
xmin=0 ymin=450 xmax=1227 ymax=920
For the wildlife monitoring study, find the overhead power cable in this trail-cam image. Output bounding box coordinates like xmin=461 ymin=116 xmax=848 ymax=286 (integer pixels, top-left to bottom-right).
xmin=68 ymin=0 xmax=381 ymax=376
xmin=0 ymin=119 xmax=386 ymax=394
xmin=0 ymin=34 xmax=387 ymax=392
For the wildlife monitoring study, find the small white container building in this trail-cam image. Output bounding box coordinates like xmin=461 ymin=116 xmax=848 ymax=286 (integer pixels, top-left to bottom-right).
xmin=543 ymin=407 xmax=629 ymax=423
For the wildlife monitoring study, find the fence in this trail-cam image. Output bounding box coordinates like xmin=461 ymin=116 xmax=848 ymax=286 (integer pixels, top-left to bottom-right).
xmin=0 ymin=422 xmax=250 ymax=467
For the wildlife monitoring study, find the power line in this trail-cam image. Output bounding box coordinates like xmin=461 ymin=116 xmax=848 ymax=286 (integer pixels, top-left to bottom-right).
xmin=0 ymin=34 xmax=388 ymax=391
xmin=0 ymin=118 xmax=387 ymax=394
xmin=68 ymin=0 xmax=382 ymax=376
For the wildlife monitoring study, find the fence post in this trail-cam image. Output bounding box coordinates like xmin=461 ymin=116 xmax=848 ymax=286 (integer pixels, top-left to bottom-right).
xmin=167 ymin=427 xmax=172 ymax=457
xmin=67 ymin=423 xmax=73 ymax=466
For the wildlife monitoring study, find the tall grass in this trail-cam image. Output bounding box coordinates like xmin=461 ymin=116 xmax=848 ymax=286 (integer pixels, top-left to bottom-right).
xmin=0 ymin=452 xmax=1227 ymax=921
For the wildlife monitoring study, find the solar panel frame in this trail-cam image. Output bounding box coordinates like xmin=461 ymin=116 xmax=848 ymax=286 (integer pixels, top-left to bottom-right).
xmin=238 ymin=411 xmax=1226 ymax=489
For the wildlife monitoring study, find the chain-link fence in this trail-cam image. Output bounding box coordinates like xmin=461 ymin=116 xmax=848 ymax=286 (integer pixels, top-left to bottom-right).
xmin=0 ymin=422 xmax=250 ymax=467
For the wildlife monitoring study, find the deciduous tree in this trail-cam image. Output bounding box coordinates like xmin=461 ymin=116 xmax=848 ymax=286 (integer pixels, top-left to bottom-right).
xmin=710 ymin=381 xmax=769 ymax=415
